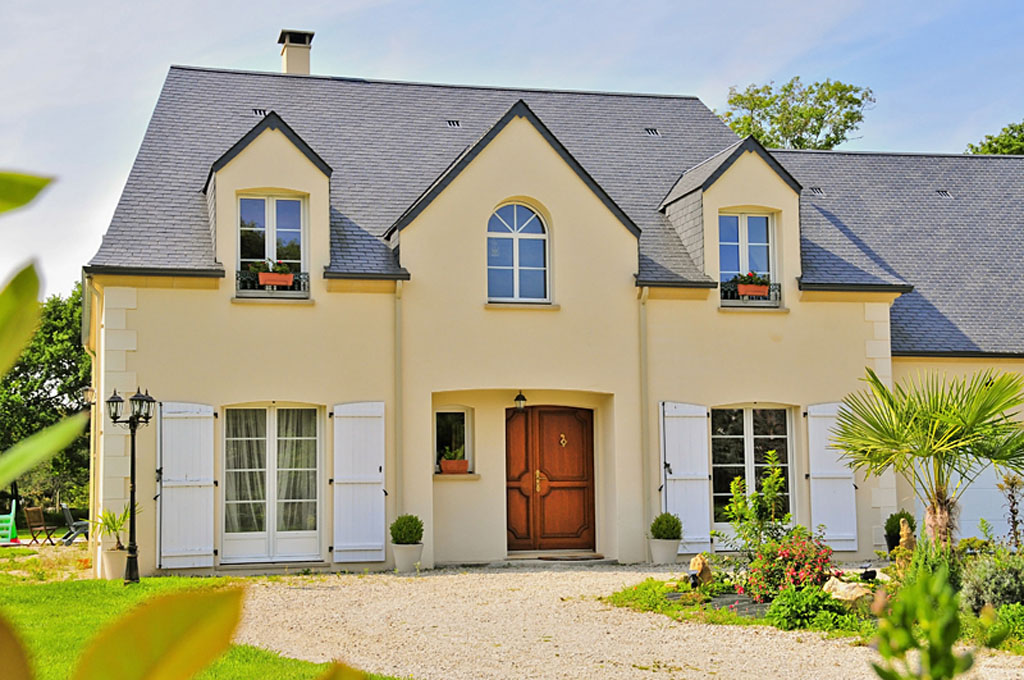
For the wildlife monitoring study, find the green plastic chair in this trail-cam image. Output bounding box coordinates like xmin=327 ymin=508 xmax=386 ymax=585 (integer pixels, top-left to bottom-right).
xmin=0 ymin=498 xmax=16 ymax=542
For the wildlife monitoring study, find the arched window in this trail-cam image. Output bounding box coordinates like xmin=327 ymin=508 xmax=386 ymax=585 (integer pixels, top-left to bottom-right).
xmin=487 ymin=203 xmax=548 ymax=301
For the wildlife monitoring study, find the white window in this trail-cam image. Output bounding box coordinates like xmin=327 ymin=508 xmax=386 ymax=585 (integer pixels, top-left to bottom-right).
xmin=718 ymin=213 xmax=773 ymax=282
xmin=435 ymin=406 xmax=473 ymax=471
xmin=487 ymin=203 xmax=549 ymax=302
xmin=222 ymin=406 xmax=320 ymax=562
xmin=239 ymin=195 xmax=305 ymax=273
xmin=710 ymin=408 xmax=792 ymax=525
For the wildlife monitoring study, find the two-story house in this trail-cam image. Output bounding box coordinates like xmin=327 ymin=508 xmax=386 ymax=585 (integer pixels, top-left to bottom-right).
xmin=82 ymin=31 xmax=1024 ymax=575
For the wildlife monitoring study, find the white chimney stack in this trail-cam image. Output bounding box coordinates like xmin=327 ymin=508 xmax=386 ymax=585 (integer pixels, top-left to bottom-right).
xmin=278 ymin=30 xmax=314 ymax=75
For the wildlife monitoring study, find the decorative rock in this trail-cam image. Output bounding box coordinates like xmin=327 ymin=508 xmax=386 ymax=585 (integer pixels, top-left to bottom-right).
xmin=823 ymin=576 xmax=872 ymax=605
xmin=689 ymin=554 xmax=712 ymax=586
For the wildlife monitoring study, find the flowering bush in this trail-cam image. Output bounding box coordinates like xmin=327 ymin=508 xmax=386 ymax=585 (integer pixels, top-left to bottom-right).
xmin=738 ymin=526 xmax=840 ymax=602
xmin=730 ymin=271 xmax=770 ymax=286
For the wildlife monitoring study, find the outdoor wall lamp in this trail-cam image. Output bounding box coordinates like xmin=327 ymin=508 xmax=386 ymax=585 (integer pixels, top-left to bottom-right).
xmin=80 ymin=386 xmax=96 ymax=408
xmin=105 ymin=387 xmax=156 ymax=583
xmin=514 ymin=391 xmax=527 ymax=411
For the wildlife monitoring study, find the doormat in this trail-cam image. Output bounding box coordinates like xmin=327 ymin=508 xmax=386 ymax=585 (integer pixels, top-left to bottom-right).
xmin=536 ymin=553 xmax=605 ymax=561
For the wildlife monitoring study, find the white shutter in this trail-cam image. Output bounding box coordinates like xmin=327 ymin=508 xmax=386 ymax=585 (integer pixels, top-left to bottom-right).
xmin=660 ymin=402 xmax=711 ymax=553
xmin=807 ymin=402 xmax=858 ymax=551
xmin=158 ymin=402 xmax=215 ymax=568
xmin=333 ymin=402 xmax=386 ymax=562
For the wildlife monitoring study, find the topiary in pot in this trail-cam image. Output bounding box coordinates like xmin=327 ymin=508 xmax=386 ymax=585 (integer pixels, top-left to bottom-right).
xmin=649 ymin=512 xmax=682 ymax=565
xmin=390 ymin=514 xmax=424 ymax=573
xmin=884 ymin=510 xmax=916 ymax=553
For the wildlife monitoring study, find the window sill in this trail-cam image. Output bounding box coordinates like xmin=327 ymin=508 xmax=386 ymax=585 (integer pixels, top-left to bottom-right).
xmin=718 ymin=305 xmax=789 ymax=314
xmin=433 ymin=473 xmax=481 ymax=481
xmin=231 ymin=297 xmax=315 ymax=306
xmin=484 ymin=302 xmax=560 ymax=311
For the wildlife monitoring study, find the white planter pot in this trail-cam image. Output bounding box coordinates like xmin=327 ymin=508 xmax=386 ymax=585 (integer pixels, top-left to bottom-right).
xmin=649 ymin=538 xmax=681 ymax=565
xmin=101 ymin=548 xmax=128 ymax=580
xmin=392 ymin=543 xmax=424 ymax=573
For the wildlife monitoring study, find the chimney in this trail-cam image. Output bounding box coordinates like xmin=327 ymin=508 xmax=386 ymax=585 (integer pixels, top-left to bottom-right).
xmin=278 ymin=29 xmax=314 ymax=75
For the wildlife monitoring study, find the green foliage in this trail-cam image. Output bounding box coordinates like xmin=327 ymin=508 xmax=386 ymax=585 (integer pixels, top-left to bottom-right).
xmin=765 ymin=585 xmax=850 ymax=631
xmin=729 ymin=271 xmax=770 ymax=286
xmin=739 ymin=525 xmax=838 ymax=602
xmin=710 ymin=449 xmax=790 ymax=561
xmin=720 ymin=76 xmax=875 ymax=149
xmin=606 ymin=578 xmax=678 ymax=615
xmin=0 ymin=173 xmax=51 ymax=215
xmin=998 ymin=603 xmax=1024 ymax=642
xmin=960 ymin=551 xmax=1024 ymax=613
xmin=440 ymin=445 xmax=465 ymax=461
xmin=885 ymin=510 xmax=916 ymax=546
xmin=998 ymin=473 xmax=1023 ymax=551
xmin=389 ymin=514 xmax=423 ymax=544
xmin=92 ymin=506 xmax=130 ymax=550
xmin=649 ymin=512 xmax=682 ymax=540
xmin=904 ymin=535 xmax=962 ymax=591
xmin=872 ymin=566 xmax=1004 ymax=680
xmin=966 ymin=119 xmax=1024 ymax=155
xmin=834 ymin=368 xmax=1024 ymax=543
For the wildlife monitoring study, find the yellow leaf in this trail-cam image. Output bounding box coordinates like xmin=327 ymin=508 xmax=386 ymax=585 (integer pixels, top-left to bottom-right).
xmin=0 ymin=263 xmax=40 ymax=378
xmin=316 ymin=663 xmax=368 ymax=680
xmin=0 ymin=172 xmax=52 ymax=214
xmin=72 ymin=588 xmax=244 ymax=680
xmin=0 ymin=413 xmax=88 ymax=488
xmin=0 ymin=613 xmax=34 ymax=680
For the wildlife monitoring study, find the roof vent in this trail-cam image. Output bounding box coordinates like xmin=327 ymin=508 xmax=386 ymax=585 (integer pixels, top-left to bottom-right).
xmin=644 ymin=127 xmax=661 ymax=136
xmin=809 ymin=186 xmax=825 ymax=195
xmin=278 ymin=29 xmax=314 ymax=75
xmin=936 ymin=189 xmax=953 ymax=198
xmin=446 ymin=120 xmax=461 ymax=128
xmin=252 ymin=108 xmax=268 ymax=117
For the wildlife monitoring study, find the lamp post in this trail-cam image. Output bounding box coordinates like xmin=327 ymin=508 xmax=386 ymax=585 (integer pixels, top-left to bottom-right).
xmin=105 ymin=387 xmax=155 ymax=583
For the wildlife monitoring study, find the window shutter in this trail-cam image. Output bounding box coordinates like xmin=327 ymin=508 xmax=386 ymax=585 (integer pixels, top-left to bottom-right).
xmin=157 ymin=402 xmax=215 ymax=568
xmin=332 ymin=402 xmax=386 ymax=562
xmin=660 ymin=402 xmax=711 ymax=553
xmin=807 ymin=402 xmax=858 ymax=551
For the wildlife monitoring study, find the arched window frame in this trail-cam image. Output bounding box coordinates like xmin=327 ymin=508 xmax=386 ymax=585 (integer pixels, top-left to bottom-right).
xmin=486 ymin=202 xmax=550 ymax=303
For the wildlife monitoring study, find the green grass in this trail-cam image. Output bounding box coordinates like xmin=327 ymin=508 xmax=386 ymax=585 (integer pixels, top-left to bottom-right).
xmin=606 ymin=577 xmax=770 ymax=628
xmin=0 ymin=546 xmax=38 ymax=557
xmin=0 ymin=578 xmax=401 ymax=679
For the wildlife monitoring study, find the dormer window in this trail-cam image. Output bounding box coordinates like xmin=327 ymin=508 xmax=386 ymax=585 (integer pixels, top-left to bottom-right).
xmin=719 ymin=213 xmax=779 ymax=306
xmin=487 ymin=203 xmax=549 ymax=302
xmin=237 ymin=195 xmax=310 ymax=298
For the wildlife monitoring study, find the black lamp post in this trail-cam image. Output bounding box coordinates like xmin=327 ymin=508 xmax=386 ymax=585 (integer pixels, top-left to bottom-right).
xmin=105 ymin=387 xmax=155 ymax=583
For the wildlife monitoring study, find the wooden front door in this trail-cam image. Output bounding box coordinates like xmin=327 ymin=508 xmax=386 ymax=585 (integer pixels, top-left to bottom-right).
xmin=506 ymin=406 xmax=595 ymax=551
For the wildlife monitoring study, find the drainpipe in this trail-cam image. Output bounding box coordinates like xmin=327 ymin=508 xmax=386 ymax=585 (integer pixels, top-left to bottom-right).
xmin=638 ymin=286 xmax=651 ymax=557
xmin=394 ymin=280 xmax=404 ymax=515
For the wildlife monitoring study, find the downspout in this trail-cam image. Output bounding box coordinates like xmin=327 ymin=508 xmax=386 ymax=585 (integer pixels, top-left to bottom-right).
xmin=638 ymin=285 xmax=651 ymax=556
xmin=394 ymin=280 xmax=404 ymax=515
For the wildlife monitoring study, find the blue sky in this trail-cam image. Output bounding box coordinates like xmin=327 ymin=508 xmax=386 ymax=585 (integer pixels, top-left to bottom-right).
xmin=1 ymin=0 xmax=1021 ymax=295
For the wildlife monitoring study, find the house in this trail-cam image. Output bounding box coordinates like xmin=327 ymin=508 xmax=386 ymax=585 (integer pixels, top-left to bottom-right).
xmin=82 ymin=30 xmax=1024 ymax=575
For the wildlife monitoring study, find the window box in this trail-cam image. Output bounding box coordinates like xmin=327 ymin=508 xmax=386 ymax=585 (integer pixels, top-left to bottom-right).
xmin=439 ymin=459 xmax=470 ymax=474
xmin=258 ymin=272 xmax=295 ymax=287
xmin=236 ymin=271 xmax=310 ymax=299
xmin=720 ymin=281 xmax=781 ymax=308
xmin=736 ymin=283 xmax=769 ymax=297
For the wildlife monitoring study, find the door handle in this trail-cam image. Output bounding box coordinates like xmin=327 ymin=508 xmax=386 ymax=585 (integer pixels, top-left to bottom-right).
xmin=535 ymin=469 xmax=541 ymax=493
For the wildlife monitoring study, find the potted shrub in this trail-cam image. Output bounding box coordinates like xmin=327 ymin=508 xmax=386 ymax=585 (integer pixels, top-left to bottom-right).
xmin=884 ymin=509 xmax=916 ymax=553
xmin=649 ymin=512 xmax=682 ymax=564
xmin=730 ymin=271 xmax=770 ymax=297
xmin=439 ymin=445 xmax=468 ymax=474
xmin=93 ymin=506 xmax=130 ymax=580
xmin=249 ymin=259 xmax=294 ymax=287
xmin=390 ymin=514 xmax=424 ymax=573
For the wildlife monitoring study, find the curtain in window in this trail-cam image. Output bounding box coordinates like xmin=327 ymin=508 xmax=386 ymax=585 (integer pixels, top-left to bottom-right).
xmin=277 ymin=409 xmax=317 ymax=532
xmin=225 ymin=409 xmax=266 ymax=533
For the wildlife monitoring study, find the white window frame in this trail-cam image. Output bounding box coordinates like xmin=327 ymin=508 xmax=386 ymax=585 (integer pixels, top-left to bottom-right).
xmin=487 ymin=203 xmax=550 ymax=303
xmin=237 ymin=194 xmax=308 ymax=273
xmin=710 ymin=406 xmax=793 ymax=531
xmin=220 ymin=404 xmax=322 ymax=564
xmin=718 ymin=213 xmax=775 ymax=282
xmin=434 ymin=405 xmax=474 ymax=472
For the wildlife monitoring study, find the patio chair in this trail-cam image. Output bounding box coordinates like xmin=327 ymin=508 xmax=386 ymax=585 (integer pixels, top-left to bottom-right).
xmin=24 ymin=506 xmax=58 ymax=546
xmin=0 ymin=498 xmax=15 ymax=542
xmin=60 ymin=503 xmax=89 ymax=546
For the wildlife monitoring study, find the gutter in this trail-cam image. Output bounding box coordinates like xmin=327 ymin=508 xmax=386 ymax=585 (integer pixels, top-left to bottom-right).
xmin=82 ymin=265 xmax=226 ymax=278
xmin=638 ymin=286 xmax=651 ymax=560
xmin=797 ymin=279 xmax=913 ymax=294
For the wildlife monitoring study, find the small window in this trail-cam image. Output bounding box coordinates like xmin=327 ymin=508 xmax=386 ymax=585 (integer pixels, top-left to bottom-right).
xmin=435 ymin=408 xmax=473 ymax=472
xmin=237 ymin=195 xmax=309 ymax=298
xmin=487 ymin=203 xmax=549 ymax=302
xmin=718 ymin=213 xmax=779 ymax=306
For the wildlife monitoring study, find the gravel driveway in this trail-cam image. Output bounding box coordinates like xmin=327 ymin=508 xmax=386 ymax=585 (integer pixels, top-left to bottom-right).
xmin=236 ymin=564 xmax=1024 ymax=679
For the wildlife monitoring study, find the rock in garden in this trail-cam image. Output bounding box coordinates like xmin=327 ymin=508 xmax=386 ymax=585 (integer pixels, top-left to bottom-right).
xmin=823 ymin=576 xmax=872 ymax=604
xmin=689 ymin=554 xmax=712 ymax=586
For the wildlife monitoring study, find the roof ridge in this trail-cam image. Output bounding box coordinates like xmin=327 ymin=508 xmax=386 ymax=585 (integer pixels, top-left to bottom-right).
xmin=772 ymin=148 xmax=1024 ymax=160
xmin=167 ymin=64 xmax=704 ymax=101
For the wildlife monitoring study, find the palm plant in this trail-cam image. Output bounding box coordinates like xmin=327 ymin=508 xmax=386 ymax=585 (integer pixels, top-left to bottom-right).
xmin=834 ymin=369 xmax=1024 ymax=544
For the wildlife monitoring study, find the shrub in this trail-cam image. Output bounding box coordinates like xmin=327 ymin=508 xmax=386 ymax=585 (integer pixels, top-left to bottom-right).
xmin=389 ymin=514 xmax=423 ymax=545
xmin=961 ymin=552 xmax=1024 ymax=613
xmin=903 ymin=535 xmax=962 ymax=591
xmin=738 ymin=526 xmax=839 ymax=602
xmin=765 ymin=585 xmax=849 ymax=631
xmin=884 ymin=509 xmax=916 ymax=549
xmin=649 ymin=512 xmax=682 ymax=540
xmin=710 ymin=449 xmax=791 ymax=561
xmin=998 ymin=603 xmax=1024 ymax=642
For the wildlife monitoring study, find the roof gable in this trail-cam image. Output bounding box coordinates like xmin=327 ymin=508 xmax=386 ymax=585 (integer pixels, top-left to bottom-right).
xmin=386 ymin=99 xmax=641 ymax=238
xmin=203 ymin=111 xmax=332 ymax=192
xmin=659 ymin=136 xmax=802 ymax=209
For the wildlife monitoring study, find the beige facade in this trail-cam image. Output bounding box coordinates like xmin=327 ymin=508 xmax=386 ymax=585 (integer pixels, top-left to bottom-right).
xmin=84 ymin=108 xmax=1010 ymax=576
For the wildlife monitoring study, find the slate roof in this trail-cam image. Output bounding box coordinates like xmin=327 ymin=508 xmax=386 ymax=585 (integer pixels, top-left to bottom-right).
xmin=88 ymin=65 xmax=738 ymax=282
xmin=773 ymin=150 xmax=1024 ymax=355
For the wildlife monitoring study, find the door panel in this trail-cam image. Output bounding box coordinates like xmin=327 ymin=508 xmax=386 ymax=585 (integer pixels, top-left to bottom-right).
xmin=506 ymin=406 xmax=594 ymax=551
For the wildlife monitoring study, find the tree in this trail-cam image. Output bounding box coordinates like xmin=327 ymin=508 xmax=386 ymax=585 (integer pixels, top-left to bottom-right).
xmin=833 ymin=369 xmax=1024 ymax=544
xmin=720 ymin=76 xmax=875 ymax=149
xmin=966 ymin=119 xmax=1024 ymax=155
xmin=0 ymin=282 xmax=91 ymax=506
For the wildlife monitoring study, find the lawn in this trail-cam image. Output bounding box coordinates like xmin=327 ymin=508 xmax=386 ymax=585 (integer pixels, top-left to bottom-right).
xmin=1 ymin=578 xmax=401 ymax=680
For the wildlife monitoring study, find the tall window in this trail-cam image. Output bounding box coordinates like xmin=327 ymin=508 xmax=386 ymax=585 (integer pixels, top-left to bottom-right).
xmin=710 ymin=408 xmax=791 ymax=523
xmin=487 ymin=203 xmax=548 ymax=301
xmin=239 ymin=196 xmax=304 ymax=273
xmin=719 ymin=214 xmax=772 ymax=282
